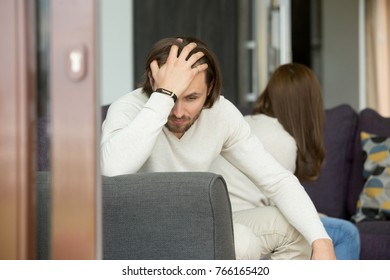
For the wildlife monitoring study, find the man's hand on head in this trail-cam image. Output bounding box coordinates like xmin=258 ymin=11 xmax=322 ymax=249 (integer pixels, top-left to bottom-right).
xmin=150 ymin=42 xmax=208 ymax=98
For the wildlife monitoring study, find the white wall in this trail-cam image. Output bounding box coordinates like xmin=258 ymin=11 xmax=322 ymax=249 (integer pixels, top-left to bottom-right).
xmin=321 ymin=0 xmax=360 ymax=110
xmin=97 ymin=0 xmax=363 ymax=110
xmin=99 ymin=0 xmax=133 ymax=105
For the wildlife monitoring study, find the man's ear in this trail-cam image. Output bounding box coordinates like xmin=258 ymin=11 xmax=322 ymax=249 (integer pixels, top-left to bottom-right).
xmin=148 ymin=72 xmax=156 ymax=91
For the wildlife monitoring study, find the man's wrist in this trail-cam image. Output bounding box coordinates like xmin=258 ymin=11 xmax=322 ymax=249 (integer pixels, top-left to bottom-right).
xmin=155 ymin=88 xmax=177 ymax=102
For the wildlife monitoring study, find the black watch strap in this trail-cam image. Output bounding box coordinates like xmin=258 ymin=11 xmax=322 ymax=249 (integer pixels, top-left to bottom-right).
xmin=155 ymin=88 xmax=177 ymax=102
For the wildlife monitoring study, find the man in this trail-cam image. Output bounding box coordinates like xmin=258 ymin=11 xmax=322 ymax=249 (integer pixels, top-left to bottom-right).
xmin=100 ymin=37 xmax=336 ymax=260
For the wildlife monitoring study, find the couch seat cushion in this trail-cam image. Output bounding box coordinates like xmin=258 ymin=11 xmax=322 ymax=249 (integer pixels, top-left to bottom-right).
xmin=356 ymin=221 xmax=390 ymax=259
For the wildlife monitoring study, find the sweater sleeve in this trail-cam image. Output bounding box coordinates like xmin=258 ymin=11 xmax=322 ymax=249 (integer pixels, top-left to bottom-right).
xmin=221 ymin=105 xmax=330 ymax=244
xmin=100 ymin=92 xmax=174 ymax=176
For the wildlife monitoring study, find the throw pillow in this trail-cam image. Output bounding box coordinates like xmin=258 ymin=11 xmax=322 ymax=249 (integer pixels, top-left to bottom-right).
xmin=352 ymin=131 xmax=390 ymax=223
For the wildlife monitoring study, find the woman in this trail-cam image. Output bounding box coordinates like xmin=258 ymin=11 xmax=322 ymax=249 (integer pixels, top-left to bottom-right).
xmin=211 ymin=63 xmax=360 ymax=259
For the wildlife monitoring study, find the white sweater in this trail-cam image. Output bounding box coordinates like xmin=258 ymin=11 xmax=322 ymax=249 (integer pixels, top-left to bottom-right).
xmin=101 ymin=88 xmax=329 ymax=244
xmin=210 ymin=114 xmax=298 ymax=212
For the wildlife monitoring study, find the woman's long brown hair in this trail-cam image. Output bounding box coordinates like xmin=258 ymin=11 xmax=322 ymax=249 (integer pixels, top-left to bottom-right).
xmin=253 ymin=63 xmax=325 ymax=182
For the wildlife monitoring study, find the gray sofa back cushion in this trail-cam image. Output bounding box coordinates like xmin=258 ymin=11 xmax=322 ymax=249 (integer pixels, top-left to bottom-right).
xmin=103 ymin=172 xmax=235 ymax=260
xmin=36 ymin=171 xmax=235 ymax=260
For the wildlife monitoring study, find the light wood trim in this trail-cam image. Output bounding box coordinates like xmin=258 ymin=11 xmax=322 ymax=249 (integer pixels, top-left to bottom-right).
xmin=50 ymin=0 xmax=99 ymax=259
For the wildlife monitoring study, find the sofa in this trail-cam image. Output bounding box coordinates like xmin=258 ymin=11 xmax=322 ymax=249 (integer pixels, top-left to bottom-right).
xmin=36 ymin=113 xmax=236 ymax=259
xmin=36 ymin=170 xmax=235 ymax=259
xmin=38 ymin=103 xmax=390 ymax=260
xmin=301 ymin=104 xmax=390 ymax=260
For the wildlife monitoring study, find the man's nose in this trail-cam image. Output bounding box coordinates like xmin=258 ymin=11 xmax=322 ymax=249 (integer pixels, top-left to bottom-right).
xmin=172 ymin=101 xmax=184 ymax=118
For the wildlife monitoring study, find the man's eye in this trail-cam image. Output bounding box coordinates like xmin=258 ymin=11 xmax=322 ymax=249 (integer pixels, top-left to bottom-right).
xmin=187 ymin=96 xmax=198 ymax=101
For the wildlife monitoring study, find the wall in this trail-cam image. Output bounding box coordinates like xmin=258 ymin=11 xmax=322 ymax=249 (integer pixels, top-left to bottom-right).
xmin=321 ymin=0 xmax=360 ymax=110
xmin=98 ymin=0 xmax=363 ymax=110
xmin=99 ymin=0 xmax=133 ymax=106
xmin=132 ymin=0 xmax=239 ymax=104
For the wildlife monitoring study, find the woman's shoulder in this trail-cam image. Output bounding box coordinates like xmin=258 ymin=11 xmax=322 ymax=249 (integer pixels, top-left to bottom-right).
xmin=245 ymin=114 xmax=296 ymax=152
xmin=244 ymin=114 xmax=297 ymax=171
xmin=245 ymin=114 xmax=284 ymax=132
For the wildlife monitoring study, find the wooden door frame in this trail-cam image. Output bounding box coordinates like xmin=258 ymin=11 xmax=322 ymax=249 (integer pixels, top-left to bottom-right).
xmin=0 ymin=0 xmax=37 ymax=260
xmin=0 ymin=0 xmax=100 ymax=260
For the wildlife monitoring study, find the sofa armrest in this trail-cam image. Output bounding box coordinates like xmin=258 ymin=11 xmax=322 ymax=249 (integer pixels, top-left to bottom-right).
xmin=103 ymin=172 xmax=235 ymax=260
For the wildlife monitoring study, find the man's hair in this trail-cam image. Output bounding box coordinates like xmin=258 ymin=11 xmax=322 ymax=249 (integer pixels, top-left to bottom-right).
xmin=253 ymin=63 xmax=325 ymax=182
xmin=139 ymin=37 xmax=222 ymax=108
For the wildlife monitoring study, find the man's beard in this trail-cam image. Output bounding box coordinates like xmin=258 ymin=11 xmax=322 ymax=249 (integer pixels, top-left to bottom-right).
xmin=165 ymin=111 xmax=202 ymax=134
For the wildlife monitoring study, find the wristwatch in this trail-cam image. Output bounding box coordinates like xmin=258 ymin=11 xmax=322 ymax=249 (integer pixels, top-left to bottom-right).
xmin=155 ymin=88 xmax=177 ymax=102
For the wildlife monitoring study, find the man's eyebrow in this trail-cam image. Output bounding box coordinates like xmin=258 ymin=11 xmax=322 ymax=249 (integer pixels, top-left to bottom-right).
xmin=186 ymin=92 xmax=201 ymax=97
